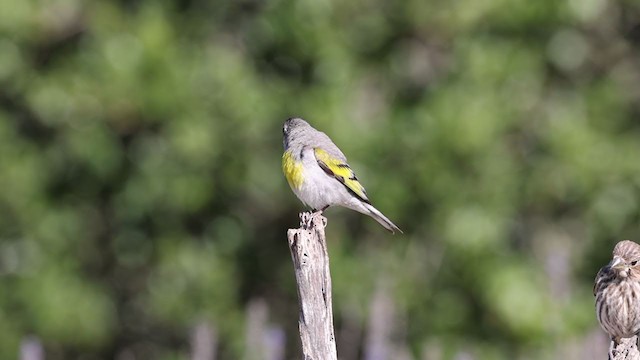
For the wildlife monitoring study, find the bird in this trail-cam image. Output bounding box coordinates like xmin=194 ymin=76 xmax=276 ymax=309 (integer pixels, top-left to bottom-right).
xmin=281 ymin=117 xmax=402 ymax=234
xmin=594 ymin=240 xmax=640 ymax=359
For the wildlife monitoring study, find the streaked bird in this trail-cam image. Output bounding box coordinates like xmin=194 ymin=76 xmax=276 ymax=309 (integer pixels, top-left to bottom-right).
xmin=594 ymin=240 xmax=640 ymax=359
xmin=282 ymin=117 xmax=402 ymax=234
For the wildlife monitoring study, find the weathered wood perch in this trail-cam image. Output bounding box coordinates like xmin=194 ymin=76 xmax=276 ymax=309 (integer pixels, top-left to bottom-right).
xmin=287 ymin=212 xmax=338 ymax=360
xmin=613 ymin=337 xmax=639 ymax=360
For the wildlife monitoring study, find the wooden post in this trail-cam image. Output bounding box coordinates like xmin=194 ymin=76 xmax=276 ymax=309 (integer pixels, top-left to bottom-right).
xmin=614 ymin=337 xmax=639 ymax=360
xmin=20 ymin=336 xmax=44 ymax=360
xmin=190 ymin=320 xmax=217 ymax=360
xmin=287 ymin=212 xmax=338 ymax=360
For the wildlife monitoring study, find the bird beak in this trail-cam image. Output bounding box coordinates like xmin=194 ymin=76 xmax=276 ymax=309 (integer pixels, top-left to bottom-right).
xmin=609 ymin=256 xmax=626 ymax=270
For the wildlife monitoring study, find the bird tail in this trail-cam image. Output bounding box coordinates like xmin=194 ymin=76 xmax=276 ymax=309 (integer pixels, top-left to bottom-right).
xmin=362 ymin=203 xmax=403 ymax=234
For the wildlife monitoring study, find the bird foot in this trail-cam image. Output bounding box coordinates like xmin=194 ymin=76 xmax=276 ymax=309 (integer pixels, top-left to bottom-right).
xmin=299 ymin=211 xmax=327 ymax=230
xmin=609 ymin=339 xmax=616 ymax=360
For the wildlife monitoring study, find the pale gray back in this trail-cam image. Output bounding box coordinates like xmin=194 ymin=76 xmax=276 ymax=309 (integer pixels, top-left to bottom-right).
xmin=284 ymin=118 xmax=347 ymax=162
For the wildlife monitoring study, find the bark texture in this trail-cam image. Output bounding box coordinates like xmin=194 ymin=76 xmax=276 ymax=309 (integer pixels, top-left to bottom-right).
xmin=614 ymin=337 xmax=639 ymax=360
xmin=287 ymin=212 xmax=337 ymax=360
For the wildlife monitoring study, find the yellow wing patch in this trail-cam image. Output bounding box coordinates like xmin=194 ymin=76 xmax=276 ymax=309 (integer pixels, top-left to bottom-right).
xmin=313 ymin=148 xmax=369 ymax=202
xmin=283 ymin=151 xmax=304 ymax=190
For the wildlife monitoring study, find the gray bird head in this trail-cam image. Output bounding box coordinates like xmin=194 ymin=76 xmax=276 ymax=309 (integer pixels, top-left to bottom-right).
xmin=282 ymin=117 xmax=347 ymax=161
xmin=282 ymin=117 xmax=311 ymax=150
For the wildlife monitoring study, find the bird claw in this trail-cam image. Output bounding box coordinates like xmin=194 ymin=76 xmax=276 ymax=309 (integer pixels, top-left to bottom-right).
xmin=315 ymin=212 xmax=327 ymax=228
xmin=609 ymin=339 xmax=616 ymax=360
xmin=299 ymin=211 xmax=327 ymax=230
xmin=299 ymin=212 xmax=312 ymax=229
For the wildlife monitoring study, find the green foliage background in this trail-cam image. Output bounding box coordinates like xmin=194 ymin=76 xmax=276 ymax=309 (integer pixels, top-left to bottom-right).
xmin=1 ymin=0 xmax=639 ymax=358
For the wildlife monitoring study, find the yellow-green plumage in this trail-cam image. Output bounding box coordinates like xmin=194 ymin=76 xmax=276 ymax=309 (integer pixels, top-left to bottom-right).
xmin=313 ymin=148 xmax=368 ymax=201
xmin=282 ymin=150 xmax=304 ymax=190
xmin=281 ymin=117 xmax=402 ymax=233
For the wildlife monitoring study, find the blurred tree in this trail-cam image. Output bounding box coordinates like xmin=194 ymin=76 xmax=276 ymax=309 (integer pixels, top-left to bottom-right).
xmin=1 ymin=0 xmax=640 ymax=359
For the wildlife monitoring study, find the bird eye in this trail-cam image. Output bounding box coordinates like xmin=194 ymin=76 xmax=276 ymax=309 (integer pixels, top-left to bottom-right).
xmin=632 ymin=260 xmax=638 ymax=266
